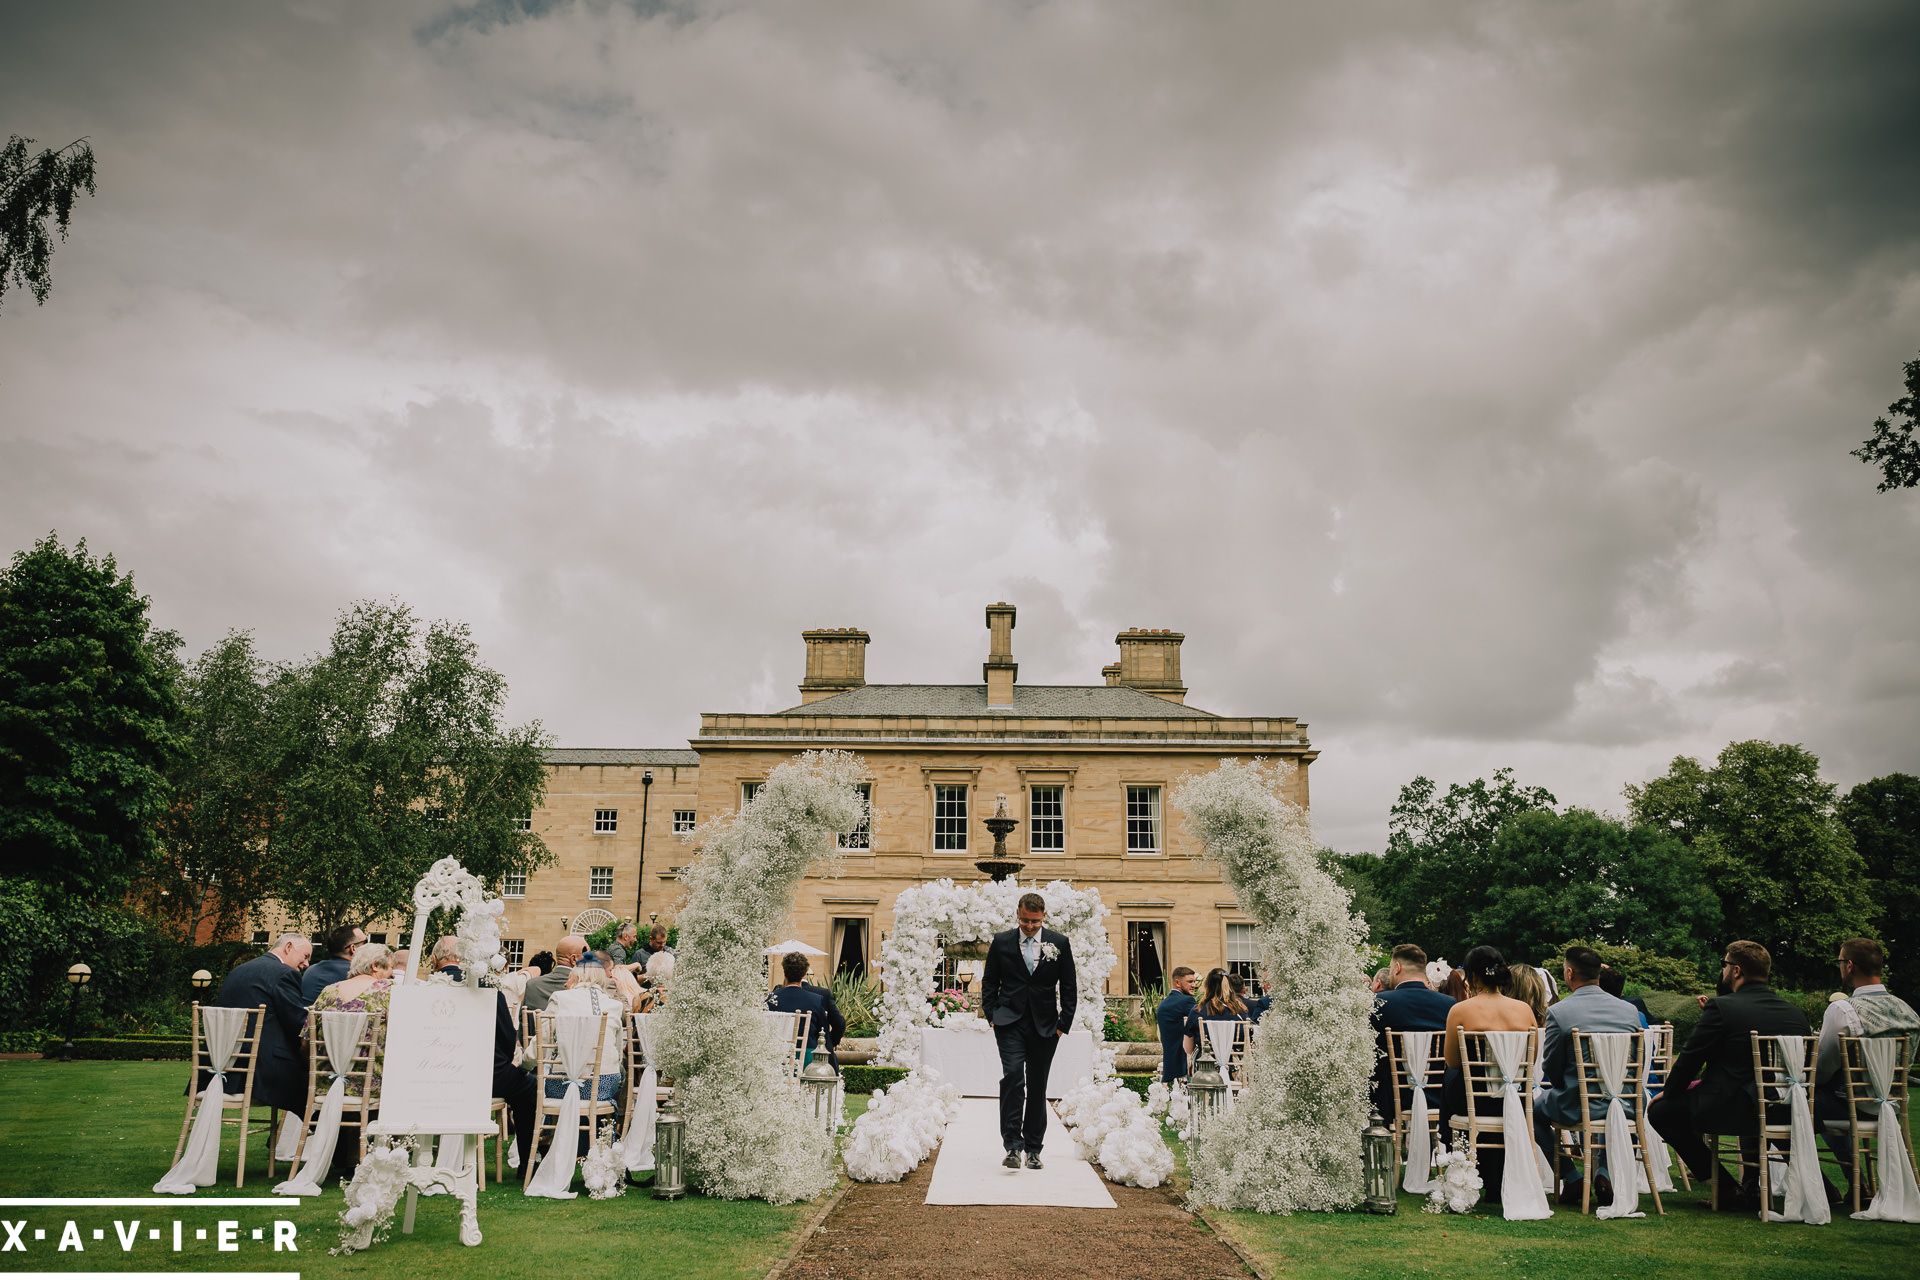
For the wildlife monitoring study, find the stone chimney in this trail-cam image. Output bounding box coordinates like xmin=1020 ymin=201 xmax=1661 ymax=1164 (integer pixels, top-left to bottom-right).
xmin=799 ymin=627 xmax=869 ymax=704
xmin=983 ymin=602 xmax=1017 ymax=707
xmin=1101 ymin=663 xmax=1123 ymax=686
xmin=1114 ymin=628 xmax=1187 ymax=704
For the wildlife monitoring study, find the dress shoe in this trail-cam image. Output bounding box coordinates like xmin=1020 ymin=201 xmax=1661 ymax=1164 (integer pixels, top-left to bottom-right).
xmin=1003 ymin=1151 xmax=1021 ymax=1170
xmin=1556 ymin=1181 xmax=1584 ymax=1207
xmin=1592 ymin=1174 xmax=1614 ymax=1208
xmin=1025 ymin=1151 xmax=1044 ymax=1170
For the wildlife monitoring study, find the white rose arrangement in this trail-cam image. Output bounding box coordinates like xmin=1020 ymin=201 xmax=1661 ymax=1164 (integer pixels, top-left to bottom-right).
xmin=1039 ymin=941 xmax=1060 ymax=962
xmin=581 ymin=1122 xmax=626 ymax=1200
xmin=333 ymin=1138 xmax=415 ymax=1255
xmin=842 ymin=1067 xmax=962 ymax=1182
xmin=1423 ymin=1141 xmax=1483 ymax=1214
xmin=1056 ymin=1077 xmax=1174 ymax=1188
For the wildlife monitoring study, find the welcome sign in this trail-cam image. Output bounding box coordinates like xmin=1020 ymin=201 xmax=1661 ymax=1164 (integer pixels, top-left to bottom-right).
xmin=372 ymin=984 xmax=497 ymax=1135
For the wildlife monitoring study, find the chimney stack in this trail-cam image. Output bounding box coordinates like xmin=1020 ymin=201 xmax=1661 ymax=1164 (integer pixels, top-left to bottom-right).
xmin=984 ymin=602 xmax=1017 ymax=707
xmin=1101 ymin=663 xmax=1123 ymax=686
xmin=799 ymin=627 xmax=869 ymax=704
xmin=1114 ymin=628 xmax=1187 ymax=704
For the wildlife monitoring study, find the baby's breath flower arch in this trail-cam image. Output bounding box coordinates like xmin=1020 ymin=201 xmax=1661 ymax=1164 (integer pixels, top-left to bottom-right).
xmin=1171 ymin=759 xmax=1375 ymax=1212
xmin=653 ymin=749 xmax=869 ymax=1202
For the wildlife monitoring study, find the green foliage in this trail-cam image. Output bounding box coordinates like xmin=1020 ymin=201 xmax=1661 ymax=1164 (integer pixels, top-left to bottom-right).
xmin=1472 ymin=809 xmax=1721 ymax=964
xmin=1103 ymin=994 xmax=1154 ymax=1042
xmin=1116 ymin=1073 xmax=1155 ymax=1099
xmin=1839 ymin=772 xmax=1920 ymax=999
xmin=828 ymin=971 xmax=880 ymax=1037
xmin=0 ymin=136 xmax=96 ymax=310
xmin=585 ymin=918 xmax=624 ymax=953
xmin=147 ymin=631 xmax=276 ymax=942
xmin=839 ymin=1064 xmax=908 ymax=1094
xmin=1374 ymin=767 xmax=1559 ymax=958
xmin=1627 ymin=740 xmax=1874 ymax=987
xmin=264 ymin=600 xmax=553 ymax=932
xmin=0 ymin=535 xmax=180 ymax=900
xmin=1851 ymin=349 xmax=1920 ymax=491
xmin=1561 ymin=940 xmax=1708 ymax=993
xmin=1320 ymin=848 xmax=1389 ymax=946
xmin=36 ymin=1037 xmax=190 ymax=1061
xmin=1641 ymin=989 xmax=1706 ymax=1046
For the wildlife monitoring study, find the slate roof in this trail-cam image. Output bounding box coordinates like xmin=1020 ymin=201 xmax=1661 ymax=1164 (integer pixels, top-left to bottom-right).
xmin=541 ymin=747 xmax=700 ymax=766
xmin=771 ymin=684 xmax=1220 ymax=719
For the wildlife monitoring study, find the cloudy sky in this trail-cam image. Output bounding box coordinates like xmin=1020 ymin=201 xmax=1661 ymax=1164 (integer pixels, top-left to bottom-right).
xmin=4 ymin=1 xmax=1917 ymax=851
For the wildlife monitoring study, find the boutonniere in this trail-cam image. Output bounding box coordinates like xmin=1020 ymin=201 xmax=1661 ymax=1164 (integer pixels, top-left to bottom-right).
xmin=1039 ymin=941 xmax=1060 ymax=962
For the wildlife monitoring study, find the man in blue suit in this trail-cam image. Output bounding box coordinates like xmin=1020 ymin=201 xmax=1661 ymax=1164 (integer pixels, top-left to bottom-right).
xmin=981 ymin=892 xmax=1077 ymax=1169
xmin=1370 ymin=943 xmax=1454 ymax=1117
xmin=766 ymin=951 xmax=846 ymax=1067
xmin=300 ymin=924 xmax=364 ymax=1002
xmin=1533 ymin=944 xmax=1644 ymax=1205
xmin=1155 ymin=967 xmax=1198 ymax=1081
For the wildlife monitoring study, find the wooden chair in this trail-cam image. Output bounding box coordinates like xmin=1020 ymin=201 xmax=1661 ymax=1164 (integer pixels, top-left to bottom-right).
xmin=1547 ymin=1030 xmax=1663 ymax=1215
xmin=478 ymin=1099 xmax=508 ymax=1188
xmin=1447 ymin=1028 xmax=1542 ymax=1184
xmin=171 ymin=1002 xmax=271 ymax=1188
xmin=1388 ymin=1028 xmax=1445 ymax=1186
xmin=287 ymin=1009 xmax=379 ymax=1174
xmin=1827 ymin=1033 xmax=1914 ymax=1214
xmin=1708 ymin=1032 xmax=1816 ymax=1214
xmin=1645 ymin=1022 xmax=1690 ymax=1189
xmin=763 ymin=1010 xmax=811 ymax=1078
xmin=523 ymin=1012 xmax=619 ymax=1189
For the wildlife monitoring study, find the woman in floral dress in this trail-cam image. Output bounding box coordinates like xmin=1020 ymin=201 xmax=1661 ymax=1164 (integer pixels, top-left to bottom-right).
xmin=306 ymin=943 xmax=396 ymax=1103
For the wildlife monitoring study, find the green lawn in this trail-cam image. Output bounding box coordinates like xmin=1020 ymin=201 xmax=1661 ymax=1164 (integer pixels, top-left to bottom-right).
xmin=0 ymin=1060 xmax=858 ymax=1280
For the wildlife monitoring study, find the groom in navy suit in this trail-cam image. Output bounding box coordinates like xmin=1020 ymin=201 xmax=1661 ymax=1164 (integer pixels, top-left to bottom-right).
xmin=981 ymin=891 xmax=1077 ymax=1169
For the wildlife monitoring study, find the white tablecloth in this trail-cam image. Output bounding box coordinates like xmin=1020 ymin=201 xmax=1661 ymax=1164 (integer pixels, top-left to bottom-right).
xmin=921 ymin=1026 xmax=1095 ymax=1099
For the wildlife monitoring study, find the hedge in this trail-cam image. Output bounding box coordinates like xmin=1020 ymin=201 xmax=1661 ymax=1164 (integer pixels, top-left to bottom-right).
xmin=38 ymin=1037 xmax=191 ymax=1061
xmin=1640 ymin=987 xmax=1835 ymax=1049
xmin=839 ymin=1065 xmax=907 ymax=1094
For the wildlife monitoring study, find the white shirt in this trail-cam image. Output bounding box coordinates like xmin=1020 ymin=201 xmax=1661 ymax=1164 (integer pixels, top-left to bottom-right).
xmin=1817 ymin=983 xmax=1884 ymax=1083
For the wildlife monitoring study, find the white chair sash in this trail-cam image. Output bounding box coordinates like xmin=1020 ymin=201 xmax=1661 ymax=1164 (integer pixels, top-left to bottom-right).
xmin=1585 ymin=1033 xmax=1645 ymax=1219
xmin=1485 ymin=1031 xmax=1552 ymax=1220
xmin=524 ymin=1014 xmax=609 ymax=1199
xmin=621 ymin=1012 xmax=660 ymax=1173
xmin=1762 ymin=1036 xmax=1829 ymax=1224
xmin=273 ymin=1113 xmax=302 ymax=1162
xmin=1204 ymin=1021 xmax=1239 ymax=1110
xmin=155 ymin=1006 xmax=251 ymax=1194
xmin=273 ymin=1010 xmax=368 ymax=1196
xmin=1635 ymin=1029 xmax=1675 ymax=1194
xmin=1399 ymin=1031 xmax=1436 ymax=1193
xmin=1852 ymin=1037 xmax=1920 ymax=1222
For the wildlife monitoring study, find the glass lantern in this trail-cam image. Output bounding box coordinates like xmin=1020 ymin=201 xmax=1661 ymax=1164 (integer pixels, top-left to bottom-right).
xmin=652 ymin=1092 xmax=686 ymax=1199
xmin=1187 ymin=1043 xmax=1228 ymax=1140
xmin=1363 ymin=1108 xmax=1397 ymax=1213
xmin=802 ymin=1054 xmax=841 ymax=1136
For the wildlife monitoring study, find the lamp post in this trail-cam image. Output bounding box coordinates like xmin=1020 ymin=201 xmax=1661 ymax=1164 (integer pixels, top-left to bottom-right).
xmin=652 ymin=1090 xmax=686 ymax=1199
xmin=190 ymin=969 xmax=213 ymax=992
xmin=60 ymin=963 xmax=92 ymax=1061
xmin=1362 ymin=1108 xmax=1398 ymax=1213
xmin=632 ymin=769 xmax=653 ymax=924
xmin=801 ymin=1054 xmax=841 ymax=1136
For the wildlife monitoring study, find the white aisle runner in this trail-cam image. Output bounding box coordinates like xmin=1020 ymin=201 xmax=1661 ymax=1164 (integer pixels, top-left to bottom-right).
xmin=924 ymin=1097 xmax=1115 ymax=1208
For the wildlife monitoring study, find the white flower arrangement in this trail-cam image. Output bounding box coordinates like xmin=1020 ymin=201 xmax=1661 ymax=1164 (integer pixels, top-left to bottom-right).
xmin=1056 ymin=1077 xmax=1174 ymax=1188
xmin=411 ymin=856 xmax=508 ymax=977
xmin=581 ymin=1122 xmax=626 ymax=1200
xmin=1145 ymin=1078 xmax=1192 ymax=1132
xmin=653 ymin=750 xmax=869 ymax=1203
xmin=842 ymin=1066 xmax=963 ymax=1182
xmin=1039 ymin=940 xmax=1060 ymax=962
xmin=333 ymin=1137 xmax=415 ymax=1255
xmin=1171 ymin=760 xmax=1377 ymax=1214
xmin=874 ymin=878 xmax=1118 ymax=1068
xmin=1422 ymin=1141 xmax=1483 ymax=1214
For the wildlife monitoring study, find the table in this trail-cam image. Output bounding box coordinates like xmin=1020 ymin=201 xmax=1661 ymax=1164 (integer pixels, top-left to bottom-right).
xmin=920 ymin=1025 xmax=1095 ymax=1098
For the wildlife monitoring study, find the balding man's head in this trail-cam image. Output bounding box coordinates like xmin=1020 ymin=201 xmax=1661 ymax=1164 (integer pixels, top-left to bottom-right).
xmin=557 ymin=935 xmax=587 ymax=966
xmin=429 ymin=936 xmax=462 ymax=971
xmin=272 ymin=934 xmax=313 ymax=971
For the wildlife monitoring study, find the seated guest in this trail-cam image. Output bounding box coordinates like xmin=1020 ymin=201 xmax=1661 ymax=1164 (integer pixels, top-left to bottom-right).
xmin=1371 ymin=943 xmax=1455 ymax=1117
xmin=766 ymin=952 xmax=846 ymax=1066
xmin=427 ymin=935 xmax=465 ymax=980
xmin=1183 ymin=967 xmax=1248 ymax=1070
xmin=1243 ymin=974 xmax=1272 ymax=1023
xmin=522 ymin=935 xmax=584 ymax=1012
xmin=1439 ymin=967 xmax=1470 ymax=1002
xmin=543 ymin=966 xmax=628 ymax=1099
xmin=608 ymin=923 xmax=641 ymax=970
xmin=308 ymin=943 xmax=395 ymax=1101
xmin=644 ymin=948 xmax=677 ymax=1002
xmin=1155 ymin=967 xmax=1199 ymax=1082
xmin=1596 ymin=966 xmax=1650 ymax=1024
xmin=214 ymin=933 xmax=312 ymax=1123
xmin=1533 ymin=945 xmax=1643 ymax=1206
xmin=1816 ymin=937 xmax=1920 ymax=1196
xmin=301 ymin=925 xmax=365 ymax=1003
xmin=607 ymin=957 xmax=646 ymax=1010
xmin=386 ymin=948 xmax=412 ymax=982
xmin=1440 ymin=946 xmax=1535 ymax=1202
xmin=527 ymin=951 xmax=555 ymax=976
xmin=484 ymin=978 xmax=536 ymax=1167
xmin=1509 ymin=964 xmax=1551 ymax=1027
xmin=638 ymin=925 xmax=674 ymax=982
xmin=1649 ymin=940 xmax=1814 ymax=1207
xmin=1370 ymin=967 xmax=1392 ymax=993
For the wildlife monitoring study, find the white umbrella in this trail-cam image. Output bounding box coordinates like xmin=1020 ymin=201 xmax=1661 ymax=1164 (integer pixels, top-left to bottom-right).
xmin=764 ymin=940 xmax=827 ymax=956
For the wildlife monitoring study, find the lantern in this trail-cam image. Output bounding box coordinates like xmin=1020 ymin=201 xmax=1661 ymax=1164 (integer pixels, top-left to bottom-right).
xmin=802 ymin=1054 xmax=841 ymax=1136
xmin=190 ymin=968 xmax=214 ymax=990
xmin=1363 ymin=1108 xmax=1397 ymax=1214
xmin=1187 ymin=1043 xmax=1229 ymax=1140
xmin=652 ymin=1092 xmax=686 ymax=1199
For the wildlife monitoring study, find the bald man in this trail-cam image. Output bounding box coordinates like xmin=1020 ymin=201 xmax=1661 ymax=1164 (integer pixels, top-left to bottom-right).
xmin=522 ymin=934 xmax=585 ymax=1012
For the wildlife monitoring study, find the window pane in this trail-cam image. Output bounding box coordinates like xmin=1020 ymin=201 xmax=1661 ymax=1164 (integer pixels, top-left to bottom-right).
xmin=672 ymin=809 xmax=696 ymax=834
xmin=594 ymin=808 xmax=618 ymax=833
xmin=502 ymin=939 xmax=525 ymax=968
xmin=1029 ymin=785 xmax=1064 ymax=852
xmin=589 ymin=865 xmax=613 ymax=898
xmin=513 ymin=812 xmax=532 ymax=832
xmin=838 ymin=783 xmax=873 ymax=850
xmin=742 ymin=781 xmax=761 ymax=804
xmin=933 ymin=783 xmax=968 ymax=851
xmin=502 ymin=872 xmax=526 ymax=897
xmin=1225 ymin=922 xmax=1258 ymax=982
xmin=1126 ymin=785 xmax=1161 ymax=852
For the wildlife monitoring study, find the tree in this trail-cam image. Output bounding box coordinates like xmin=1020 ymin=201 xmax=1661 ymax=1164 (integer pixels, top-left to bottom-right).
xmin=0 ymin=535 xmax=179 ymax=899
xmin=0 ymin=137 xmax=96 ymax=310
xmin=264 ymin=601 xmax=552 ymax=932
xmin=146 ymin=632 xmax=277 ymax=943
xmin=1851 ymin=349 xmax=1920 ymax=491
xmin=1374 ymin=767 xmax=1558 ymax=960
xmin=1320 ymin=849 xmax=1389 ymax=947
xmin=1626 ymin=740 xmax=1874 ymax=987
xmin=1839 ymin=773 xmax=1920 ymax=1000
xmin=1474 ymin=809 xmax=1721 ymax=966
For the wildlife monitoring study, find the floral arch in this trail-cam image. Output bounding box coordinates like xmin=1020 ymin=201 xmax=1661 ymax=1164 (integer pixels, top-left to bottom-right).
xmin=874 ymin=877 xmax=1119 ymax=1067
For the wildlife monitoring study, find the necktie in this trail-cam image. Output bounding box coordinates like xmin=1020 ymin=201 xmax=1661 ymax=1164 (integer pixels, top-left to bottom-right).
xmin=1024 ymin=936 xmax=1036 ymax=973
